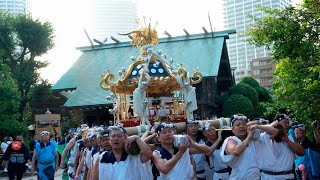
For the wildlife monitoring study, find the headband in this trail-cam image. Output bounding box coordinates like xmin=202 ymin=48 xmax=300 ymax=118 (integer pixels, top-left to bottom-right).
xmin=294 ymin=124 xmax=306 ymax=131
xmin=275 ymin=114 xmax=290 ymax=122
xmin=231 ymin=114 xmax=247 ymax=126
xmin=40 ymin=131 xmax=50 ymax=136
xmin=108 ymin=125 xmax=127 ymax=135
xmin=186 ymin=120 xmax=199 ymax=125
xmin=156 ymin=123 xmax=174 ymax=135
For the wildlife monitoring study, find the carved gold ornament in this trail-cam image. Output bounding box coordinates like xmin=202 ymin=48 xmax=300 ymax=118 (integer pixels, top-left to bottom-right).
xmin=100 ymin=72 xmax=116 ymax=91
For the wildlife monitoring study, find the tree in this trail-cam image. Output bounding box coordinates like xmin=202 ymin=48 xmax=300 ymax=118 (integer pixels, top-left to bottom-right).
xmin=245 ymin=1 xmax=320 ymax=122
xmin=0 ymin=12 xmax=55 ymax=122
xmin=228 ymin=83 xmax=259 ymax=105
xmin=61 ymin=109 xmax=83 ymax=136
xmin=0 ymin=61 xmax=20 ymax=121
xmin=255 ymin=86 xmax=272 ymax=102
xmin=223 ymin=94 xmax=254 ymax=119
xmin=240 ymin=77 xmax=260 ymax=88
xmin=240 ymin=77 xmax=272 ymax=102
xmin=0 ymin=61 xmax=27 ymax=140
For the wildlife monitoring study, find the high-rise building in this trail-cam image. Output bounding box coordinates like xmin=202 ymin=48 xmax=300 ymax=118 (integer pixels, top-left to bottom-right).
xmin=224 ymin=0 xmax=291 ymax=83
xmin=250 ymin=57 xmax=276 ymax=89
xmin=0 ymin=0 xmax=30 ymax=15
xmin=91 ymin=0 xmax=138 ymax=42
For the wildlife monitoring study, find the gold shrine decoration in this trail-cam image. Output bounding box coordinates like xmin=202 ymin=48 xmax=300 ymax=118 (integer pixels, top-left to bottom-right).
xmin=119 ymin=19 xmax=159 ymax=48
xmin=178 ymin=67 xmax=203 ymax=85
xmin=119 ymin=60 xmax=144 ymax=82
xmin=100 ymin=73 xmax=116 ymax=91
xmin=190 ymin=71 xmax=203 ymax=84
xmin=178 ymin=67 xmax=188 ymax=83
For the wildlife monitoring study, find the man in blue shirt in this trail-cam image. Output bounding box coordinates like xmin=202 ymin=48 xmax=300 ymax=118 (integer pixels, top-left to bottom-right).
xmin=31 ymin=131 xmax=58 ymax=180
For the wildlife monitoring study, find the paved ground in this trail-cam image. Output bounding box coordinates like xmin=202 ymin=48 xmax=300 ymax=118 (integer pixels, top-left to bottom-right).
xmin=0 ymin=169 xmax=64 ymax=180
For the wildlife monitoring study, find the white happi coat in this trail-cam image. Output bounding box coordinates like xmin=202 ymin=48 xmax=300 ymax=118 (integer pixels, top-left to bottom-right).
xmin=155 ymin=147 xmax=193 ymax=180
xmin=192 ymin=139 xmax=206 ymax=179
xmin=67 ymin=142 xmax=79 ymax=179
xmin=99 ymin=151 xmax=152 ymax=180
xmin=260 ymin=136 xmax=295 ymax=180
xmin=211 ymin=148 xmax=230 ymax=180
xmin=220 ymin=136 xmax=261 ymax=180
xmin=92 ymin=150 xmax=104 ymax=168
xmin=85 ymin=148 xmax=92 ymax=169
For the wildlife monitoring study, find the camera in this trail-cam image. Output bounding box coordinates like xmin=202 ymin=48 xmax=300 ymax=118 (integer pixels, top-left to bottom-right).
xmin=173 ymin=135 xmax=187 ymax=148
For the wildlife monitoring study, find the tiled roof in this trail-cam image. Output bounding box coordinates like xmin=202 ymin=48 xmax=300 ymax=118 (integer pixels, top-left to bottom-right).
xmin=52 ymin=30 xmax=236 ymax=107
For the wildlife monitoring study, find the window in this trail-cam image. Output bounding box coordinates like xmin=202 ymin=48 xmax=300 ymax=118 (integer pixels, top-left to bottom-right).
xmin=253 ymin=61 xmax=259 ymax=67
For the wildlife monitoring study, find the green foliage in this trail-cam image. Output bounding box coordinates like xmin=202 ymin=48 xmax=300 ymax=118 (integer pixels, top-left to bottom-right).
xmin=220 ymin=93 xmax=230 ymax=104
xmin=255 ymin=86 xmax=272 ymax=102
xmin=0 ymin=119 xmax=28 ymax=140
xmin=223 ymin=95 xmax=254 ymax=119
xmin=0 ymin=61 xmax=20 ymax=121
xmin=22 ymin=103 xmax=33 ymax=126
xmin=0 ymin=12 xmax=55 ymax=122
xmin=254 ymin=103 xmax=267 ymax=118
xmin=61 ymin=110 xmax=83 ymax=136
xmin=246 ymin=1 xmax=320 ymax=123
xmin=228 ymin=83 xmax=259 ymax=105
xmin=240 ymin=77 xmax=260 ymax=88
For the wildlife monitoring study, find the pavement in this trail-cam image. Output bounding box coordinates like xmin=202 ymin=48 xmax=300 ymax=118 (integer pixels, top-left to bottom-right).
xmin=0 ymin=168 xmax=64 ymax=180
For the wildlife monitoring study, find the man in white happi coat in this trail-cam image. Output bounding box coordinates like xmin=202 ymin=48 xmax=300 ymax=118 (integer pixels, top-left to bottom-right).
xmin=89 ymin=129 xmax=112 ymax=178
xmin=220 ymin=114 xmax=279 ymax=180
xmin=203 ymin=122 xmax=231 ymax=180
xmin=186 ymin=120 xmax=210 ymax=180
xmin=259 ymin=114 xmax=304 ymax=180
xmin=152 ymin=123 xmax=209 ymax=180
xmin=92 ymin=126 xmax=153 ymax=180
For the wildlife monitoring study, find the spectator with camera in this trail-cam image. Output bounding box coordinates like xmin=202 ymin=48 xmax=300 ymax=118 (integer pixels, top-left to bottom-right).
xmin=220 ymin=114 xmax=279 ymax=180
xmin=294 ymin=123 xmax=320 ymax=179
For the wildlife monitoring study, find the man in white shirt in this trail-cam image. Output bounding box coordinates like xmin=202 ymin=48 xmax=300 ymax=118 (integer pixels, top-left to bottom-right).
xmin=220 ymin=114 xmax=279 ymax=180
xmin=1 ymin=137 xmax=12 ymax=153
xmin=1 ymin=137 xmax=12 ymax=172
xmin=92 ymin=126 xmax=153 ymax=180
xmin=260 ymin=114 xmax=305 ymax=180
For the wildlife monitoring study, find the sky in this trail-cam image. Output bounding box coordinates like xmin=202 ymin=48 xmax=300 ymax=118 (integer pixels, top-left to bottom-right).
xmin=31 ymin=0 xmax=225 ymax=83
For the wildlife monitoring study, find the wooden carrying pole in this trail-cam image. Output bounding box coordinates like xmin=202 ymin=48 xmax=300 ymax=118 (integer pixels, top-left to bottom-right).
xmin=125 ymin=118 xmax=231 ymax=136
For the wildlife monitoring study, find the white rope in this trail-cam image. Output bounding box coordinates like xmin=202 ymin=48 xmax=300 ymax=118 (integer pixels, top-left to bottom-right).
xmin=198 ymin=120 xmax=204 ymax=130
xmin=226 ymin=118 xmax=231 ymax=127
xmin=136 ymin=126 xmax=142 ymax=136
xmin=219 ymin=118 xmax=224 ymax=129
